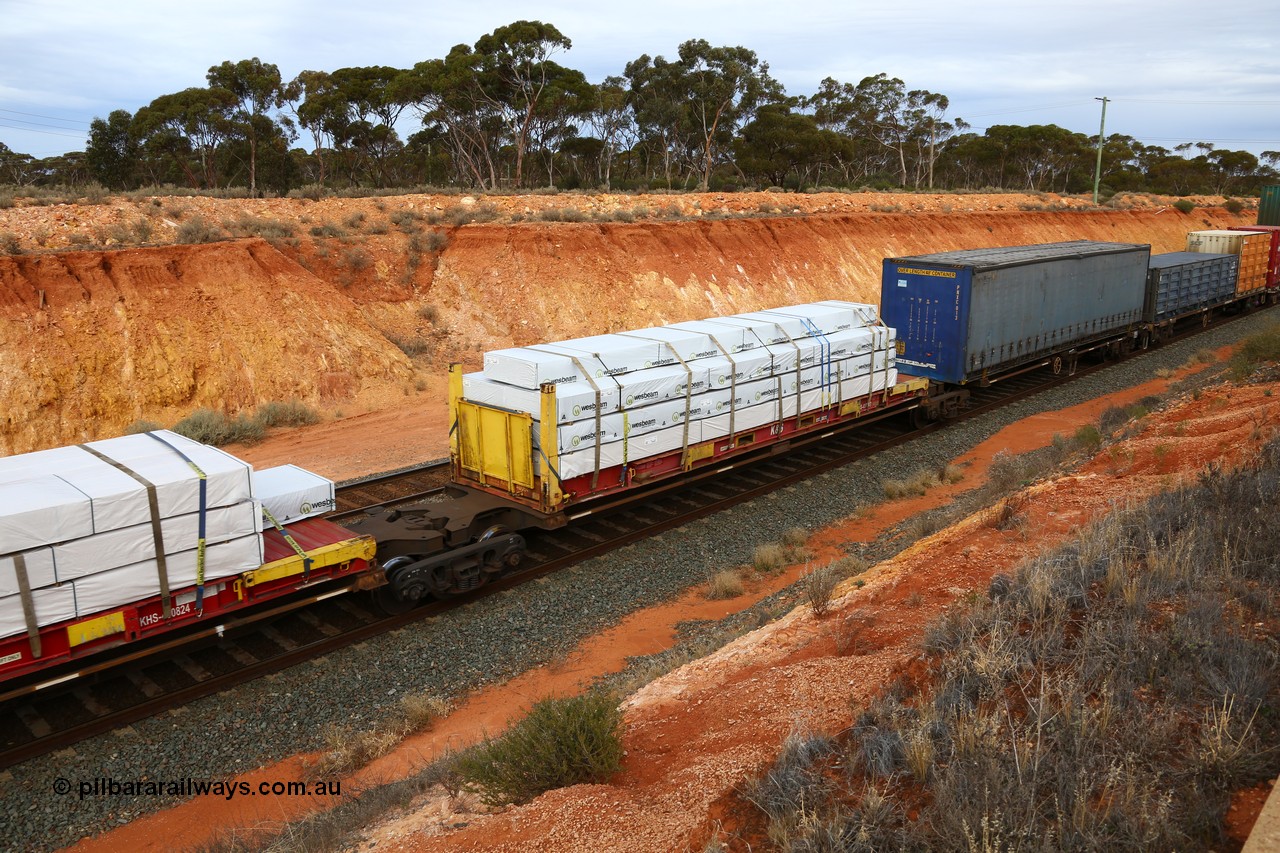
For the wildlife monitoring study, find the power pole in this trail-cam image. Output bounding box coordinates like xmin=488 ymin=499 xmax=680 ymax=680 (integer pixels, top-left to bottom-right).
xmin=1093 ymin=96 xmax=1110 ymax=204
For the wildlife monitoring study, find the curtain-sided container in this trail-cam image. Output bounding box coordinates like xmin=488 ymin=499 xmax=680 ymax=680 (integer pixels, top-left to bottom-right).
xmin=880 ymin=241 xmax=1150 ymax=385
xmin=1186 ymin=230 xmax=1271 ymax=296
xmin=1144 ymin=252 xmax=1240 ymax=322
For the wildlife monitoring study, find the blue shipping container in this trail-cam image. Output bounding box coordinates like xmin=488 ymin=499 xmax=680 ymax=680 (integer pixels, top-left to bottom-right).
xmin=881 ymin=241 xmax=1150 ymax=384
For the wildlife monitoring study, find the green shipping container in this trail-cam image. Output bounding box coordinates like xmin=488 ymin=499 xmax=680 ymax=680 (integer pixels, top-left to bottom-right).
xmin=1261 ymin=185 xmax=1280 ymax=226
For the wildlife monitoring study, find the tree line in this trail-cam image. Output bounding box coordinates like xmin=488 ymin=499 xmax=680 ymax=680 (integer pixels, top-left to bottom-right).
xmin=1 ymin=20 xmax=1276 ymax=197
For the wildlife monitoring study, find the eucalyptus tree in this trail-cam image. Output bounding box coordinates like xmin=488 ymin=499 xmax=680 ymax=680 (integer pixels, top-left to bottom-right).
xmin=133 ymin=86 xmax=237 ymax=187
xmin=472 ymin=20 xmax=575 ymax=187
xmin=397 ymin=46 xmax=503 ymax=188
xmin=624 ymin=53 xmax=689 ymax=186
xmin=85 ymin=109 xmax=140 ymax=189
xmin=734 ymin=102 xmax=848 ymax=187
xmin=677 ymin=39 xmax=782 ymax=190
xmin=207 ymin=58 xmax=298 ymax=194
xmin=584 ymin=76 xmax=635 ymax=189
xmin=848 ymin=73 xmax=959 ymax=188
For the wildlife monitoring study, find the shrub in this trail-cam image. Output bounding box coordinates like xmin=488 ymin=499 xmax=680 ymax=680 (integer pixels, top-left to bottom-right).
xmin=0 ymin=232 xmax=20 ymax=254
xmin=340 ymin=246 xmax=372 ymax=271
xmin=457 ymin=691 xmax=623 ymax=806
xmin=1229 ymin=324 xmax=1280 ymax=379
xmin=1098 ymin=404 xmax=1131 ymax=434
xmin=123 ymin=419 xmax=163 ymax=435
xmin=389 ymin=333 xmax=431 ymax=358
xmin=883 ymin=468 xmax=939 ymax=498
xmin=706 ymin=569 xmax=745 ymax=600
xmin=423 ymin=229 xmax=450 ymax=252
xmin=176 ymin=216 xmax=227 ymax=244
xmin=254 ymin=400 xmax=320 ymax=428
xmin=744 ymin=730 xmax=836 ymax=831
xmin=1223 ymin=198 xmax=1244 ymax=214
xmin=803 ymin=564 xmax=840 ymax=617
xmin=1073 ymin=424 xmax=1103 ymax=453
xmin=172 ymin=409 xmax=265 ymax=446
xmin=309 ymin=222 xmax=345 ymax=238
xmin=1173 ymin=198 xmax=1196 ymax=214
xmin=389 ymin=209 xmax=422 ymax=232
xmin=225 ymin=215 xmax=294 ymax=239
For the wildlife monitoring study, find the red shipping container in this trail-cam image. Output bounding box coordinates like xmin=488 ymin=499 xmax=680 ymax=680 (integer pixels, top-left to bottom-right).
xmin=1230 ymin=225 xmax=1280 ymax=289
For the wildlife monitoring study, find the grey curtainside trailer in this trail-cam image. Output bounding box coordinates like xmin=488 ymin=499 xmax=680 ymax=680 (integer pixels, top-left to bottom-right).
xmin=880 ymin=241 xmax=1151 ymax=385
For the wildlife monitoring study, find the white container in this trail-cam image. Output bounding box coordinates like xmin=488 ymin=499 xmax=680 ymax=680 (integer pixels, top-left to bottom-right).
xmin=557 ymin=421 xmax=705 ymax=480
xmin=706 ymin=312 xmax=814 ymax=346
xmin=813 ymin=300 xmax=880 ymax=325
xmin=613 ymin=363 xmax=710 ymax=408
xmin=704 ymin=349 xmax=777 ymax=388
xmin=762 ymin=303 xmax=868 ymax=335
xmin=534 ymin=395 xmax=720 ymax=454
xmin=252 ymin=466 xmax=337 ymax=525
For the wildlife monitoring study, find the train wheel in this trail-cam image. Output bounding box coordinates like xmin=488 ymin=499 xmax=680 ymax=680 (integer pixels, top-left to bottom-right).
xmin=373 ymin=584 xmax=417 ymax=615
xmin=1052 ymin=356 xmax=1064 ymax=375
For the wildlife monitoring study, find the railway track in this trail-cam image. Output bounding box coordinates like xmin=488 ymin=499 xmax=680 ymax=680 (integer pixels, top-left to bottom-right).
xmin=0 ymin=304 xmax=1263 ymax=770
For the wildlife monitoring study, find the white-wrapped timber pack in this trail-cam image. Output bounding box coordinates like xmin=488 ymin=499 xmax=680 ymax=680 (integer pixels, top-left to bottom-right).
xmin=468 ymin=301 xmax=899 ymax=481
xmin=0 ymin=431 xmax=254 ymax=551
xmin=253 ymin=465 xmax=338 ymax=525
xmin=0 ymin=430 xmax=265 ymax=641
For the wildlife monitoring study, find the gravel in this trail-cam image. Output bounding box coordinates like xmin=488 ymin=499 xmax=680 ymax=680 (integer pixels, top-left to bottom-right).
xmin=1 ymin=310 xmax=1273 ymax=852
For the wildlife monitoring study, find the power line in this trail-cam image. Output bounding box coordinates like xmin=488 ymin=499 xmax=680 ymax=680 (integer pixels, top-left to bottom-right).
xmin=964 ymin=125 xmax=1277 ymax=145
xmin=1117 ymin=98 xmax=1280 ymax=106
xmin=962 ymin=100 xmax=1093 ymax=119
xmin=0 ymin=108 xmax=90 ymax=126
xmin=0 ymin=122 xmax=86 ymax=139
xmin=0 ymin=115 xmax=94 ymax=133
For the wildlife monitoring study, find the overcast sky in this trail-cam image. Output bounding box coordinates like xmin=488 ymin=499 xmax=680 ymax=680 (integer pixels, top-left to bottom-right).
xmin=2 ymin=0 xmax=1277 ymax=163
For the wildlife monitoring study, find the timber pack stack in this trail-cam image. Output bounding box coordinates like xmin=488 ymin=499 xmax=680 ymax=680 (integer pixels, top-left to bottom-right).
xmin=464 ymin=301 xmax=899 ymax=481
xmin=0 ymin=430 xmax=336 ymax=642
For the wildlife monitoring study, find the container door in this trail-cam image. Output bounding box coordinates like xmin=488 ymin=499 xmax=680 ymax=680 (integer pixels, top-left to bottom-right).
xmin=880 ymin=261 xmax=970 ymax=384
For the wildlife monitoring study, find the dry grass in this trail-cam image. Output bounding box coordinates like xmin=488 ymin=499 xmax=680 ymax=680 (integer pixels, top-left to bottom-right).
xmin=743 ymin=436 xmax=1280 ymax=850
xmin=309 ymin=692 xmax=451 ymax=779
xmin=706 ymin=569 xmax=745 ymax=600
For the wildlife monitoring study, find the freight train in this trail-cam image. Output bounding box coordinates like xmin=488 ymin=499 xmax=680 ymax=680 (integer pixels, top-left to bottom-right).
xmin=2 ymin=224 xmax=1278 ymax=687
